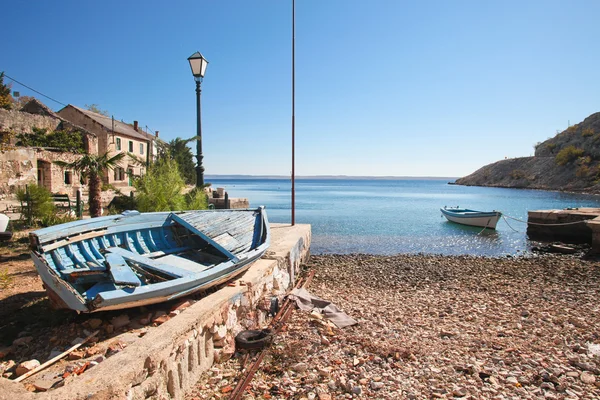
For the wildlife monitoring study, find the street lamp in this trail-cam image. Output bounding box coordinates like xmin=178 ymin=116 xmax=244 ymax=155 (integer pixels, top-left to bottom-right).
xmin=188 ymin=51 xmax=209 ymax=187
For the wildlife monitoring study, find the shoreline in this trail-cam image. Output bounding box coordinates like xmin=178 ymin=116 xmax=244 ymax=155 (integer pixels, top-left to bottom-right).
xmin=187 ymin=252 xmax=600 ymax=399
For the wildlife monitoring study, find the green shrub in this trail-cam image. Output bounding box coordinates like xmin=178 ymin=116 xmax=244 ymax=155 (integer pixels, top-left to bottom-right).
xmin=510 ymin=170 xmax=526 ymax=179
xmin=40 ymin=213 xmax=78 ymax=227
xmin=566 ymin=125 xmax=578 ymax=135
xmin=582 ymin=127 xmax=594 ymax=137
xmin=545 ymin=143 xmax=557 ymax=153
xmin=184 ymin=188 xmax=209 ymax=210
xmin=0 ymin=268 xmax=12 ymax=289
xmin=556 ymin=146 xmax=585 ymax=166
xmin=134 ymin=158 xmax=208 ymax=212
xmin=576 ymin=165 xmax=591 ymax=178
xmin=16 ymin=185 xmax=56 ymax=226
xmin=107 ymin=194 xmax=137 ymax=214
xmin=16 ymin=127 xmax=85 ymax=153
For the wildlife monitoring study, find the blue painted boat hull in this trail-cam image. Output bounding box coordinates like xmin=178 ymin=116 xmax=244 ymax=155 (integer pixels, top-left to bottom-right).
xmin=440 ymin=207 xmax=502 ymax=229
xmin=29 ymin=208 xmax=270 ymax=312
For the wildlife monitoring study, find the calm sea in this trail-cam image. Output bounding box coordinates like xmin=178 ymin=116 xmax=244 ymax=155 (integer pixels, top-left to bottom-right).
xmin=207 ymin=177 xmax=600 ymax=256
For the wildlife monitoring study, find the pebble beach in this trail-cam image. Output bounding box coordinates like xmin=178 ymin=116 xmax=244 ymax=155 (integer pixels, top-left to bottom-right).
xmin=188 ymin=253 xmax=600 ymax=400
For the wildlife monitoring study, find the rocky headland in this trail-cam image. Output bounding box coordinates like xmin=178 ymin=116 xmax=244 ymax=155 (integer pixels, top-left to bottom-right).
xmin=456 ymin=112 xmax=600 ymax=194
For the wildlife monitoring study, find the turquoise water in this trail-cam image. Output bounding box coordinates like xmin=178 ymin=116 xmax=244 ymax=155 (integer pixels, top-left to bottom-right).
xmin=208 ymin=177 xmax=600 ymax=256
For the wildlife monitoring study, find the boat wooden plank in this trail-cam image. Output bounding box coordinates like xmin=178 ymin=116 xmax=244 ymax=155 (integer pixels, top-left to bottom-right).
xmin=105 ymin=247 xmax=194 ymax=278
xmin=158 ymin=255 xmax=209 ymax=273
xmin=50 ymin=250 xmax=70 ymax=271
xmin=105 ymin=253 xmax=142 ymax=286
xmin=170 ymin=214 xmax=239 ymax=262
xmin=34 ymin=214 xmax=172 ymax=244
xmin=146 ymin=246 xmax=192 ymax=258
xmin=76 ymin=241 xmax=97 ymax=263
xmin=65 ymin=244 xmax=89 ymax=269
xmin=200 ymin=213 xmax=253 ymax=238
xmin=211 ymin=232 xmax=240 ymax=252
xmin=84 ymin=239 xmax=104 ymax=260
xmin=85 ymin=282 xmax=118 ymax=300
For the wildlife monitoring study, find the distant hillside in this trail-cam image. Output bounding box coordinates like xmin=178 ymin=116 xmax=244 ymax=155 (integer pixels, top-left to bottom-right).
xmin=455 ymin=112 xmax=600 ymax=193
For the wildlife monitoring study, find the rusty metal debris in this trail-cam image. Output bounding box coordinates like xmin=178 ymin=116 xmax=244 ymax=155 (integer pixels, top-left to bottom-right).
xmin=228 ymin=270 xmax=315 ymax=400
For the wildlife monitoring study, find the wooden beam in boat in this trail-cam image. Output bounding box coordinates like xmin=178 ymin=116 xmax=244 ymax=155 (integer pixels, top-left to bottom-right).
xmin=170 ymin=213 xmax=240 ymax=262
xmin=105 ymin=253 xmax=142 ymax=286
xmin=105 ymin=247 xmax=194 ymax=278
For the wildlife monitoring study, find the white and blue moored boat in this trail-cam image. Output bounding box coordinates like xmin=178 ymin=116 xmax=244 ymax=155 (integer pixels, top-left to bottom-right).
xmin=29 ymin=207 xmax=270 ymax=313
xmin=440 ymin=207 xmax=502 ymax=229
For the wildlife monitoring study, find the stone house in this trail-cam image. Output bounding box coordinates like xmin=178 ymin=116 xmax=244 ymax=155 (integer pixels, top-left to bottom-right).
xmin=56 ymin=105 xmax=159 ymax=187
xmin=0 ymin=99 xmax=98 ymax=195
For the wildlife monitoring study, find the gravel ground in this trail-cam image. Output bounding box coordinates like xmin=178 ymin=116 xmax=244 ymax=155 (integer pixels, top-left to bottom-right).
xmin=187 ymin=253 xmax=600 ymax=400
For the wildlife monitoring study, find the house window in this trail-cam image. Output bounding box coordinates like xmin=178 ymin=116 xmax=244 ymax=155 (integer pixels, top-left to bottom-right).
xmin=64 ymin=171 xmax=72 ymax=185
xmin=116 ymin=138 xmax=121 ymax=151
xmin=114 ymin=167 xmax=125 ymax=181
xmin=129 ymin=141 xmax=133 ymax=152
xmin=140 ymin=143 xmax=144 ymax=155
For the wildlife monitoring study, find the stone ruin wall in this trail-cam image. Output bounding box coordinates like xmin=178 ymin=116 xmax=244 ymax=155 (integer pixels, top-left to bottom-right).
xmin=0 ymin=108 xmax=60 ymax=137
xmin=0 ymin=148 xmax=37 ymax=196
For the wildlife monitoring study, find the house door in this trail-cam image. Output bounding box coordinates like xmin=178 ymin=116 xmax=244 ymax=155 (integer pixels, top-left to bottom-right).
xmin=37 ymin=168 xmax=44 ymax=186
xmin=127 ymin=168 xmax=134 ymax=186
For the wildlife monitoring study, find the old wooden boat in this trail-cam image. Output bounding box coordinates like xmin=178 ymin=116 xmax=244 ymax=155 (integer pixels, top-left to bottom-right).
xmin=29 ymin=207 xmax=270 ymax=312
xmin=440 ymin=207 xmax=502 ymax=229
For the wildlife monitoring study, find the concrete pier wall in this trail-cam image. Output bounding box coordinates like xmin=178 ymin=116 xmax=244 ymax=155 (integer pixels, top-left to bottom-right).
xmin=527 ymin=208 xmax=598 ymax=243
xmin=0 ymin=223 xmax=311 ymax=400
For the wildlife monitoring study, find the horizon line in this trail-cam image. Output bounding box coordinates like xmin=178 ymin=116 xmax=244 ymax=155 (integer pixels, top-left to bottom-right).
xmin=205 ymin=174 xmax=459 ymax=180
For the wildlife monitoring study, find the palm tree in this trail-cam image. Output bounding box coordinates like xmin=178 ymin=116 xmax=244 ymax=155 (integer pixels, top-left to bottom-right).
xmin=55 ymin=152 xmax=127 ymax=217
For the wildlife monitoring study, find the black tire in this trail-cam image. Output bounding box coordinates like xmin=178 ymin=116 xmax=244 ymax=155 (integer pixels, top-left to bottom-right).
xmin=0 ymin=231 xmax=12 ymax=242
xmin=235 ymin=329 xmax=273 ymax=350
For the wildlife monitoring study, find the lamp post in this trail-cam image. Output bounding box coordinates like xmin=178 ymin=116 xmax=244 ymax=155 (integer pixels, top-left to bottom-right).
xmin=188 ymin=51 xmax=209 ymax=187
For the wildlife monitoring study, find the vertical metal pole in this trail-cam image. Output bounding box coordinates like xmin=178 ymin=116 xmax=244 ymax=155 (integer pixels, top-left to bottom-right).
xmin=195 ymin=79 xmax=205 ymax=187
xmin=291 ymin=0 xmax=296 ymax=226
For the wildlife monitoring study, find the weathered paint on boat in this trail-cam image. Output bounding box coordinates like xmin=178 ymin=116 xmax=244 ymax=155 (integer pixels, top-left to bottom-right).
xmin=29 ymin=208 xmax=270 ymax=312
xmin=440 ymin=207 xmax=502 ymax=229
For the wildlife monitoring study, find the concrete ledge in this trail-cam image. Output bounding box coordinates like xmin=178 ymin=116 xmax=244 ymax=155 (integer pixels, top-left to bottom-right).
xmin=0 ymin=223 xmax=311 ymax=400
xmin=527 ymin=208 xmax=597 ymax=243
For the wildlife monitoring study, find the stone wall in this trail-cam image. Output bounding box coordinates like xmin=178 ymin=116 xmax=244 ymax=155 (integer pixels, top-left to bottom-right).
xmin=0 ymin=109 xmax=60 ymax=135
xmin=0 ymin=149 xmax=84 ymax=195
xmin=0 ymin=148 xmax=37 ymax=195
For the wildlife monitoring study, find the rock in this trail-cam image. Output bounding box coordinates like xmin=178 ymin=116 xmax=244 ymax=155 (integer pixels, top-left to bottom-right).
xmin=0 ymin=347 xmax=13 ymax=358
xmin=581 ymin=371 xmax=596 ymax=384
xmin=13 ymin=336 xmax=33 ymax=346
xmin=16 ymin=359 xmax=41 ymax=376
xmin=371 ymin=381 xmax=384 ymax=390
xmin=453 ymin=387 xmax=468 ymax=397
xmin=86 ymin=318 xmax=103 ymax=329
xmin=153 ymin=314 xmax=170 ymax=325
xmin=1 ymin=360 xmax=16 ymax=374
xmin=171 ymin=300 xmax=192 ymax=312
xmin=291 ymin=362 xmax=308 ymax=373
xmin=110 ymin=314 xmax=130 ymax=329
xmin=67 ymin=350 xmax=84 ymax=360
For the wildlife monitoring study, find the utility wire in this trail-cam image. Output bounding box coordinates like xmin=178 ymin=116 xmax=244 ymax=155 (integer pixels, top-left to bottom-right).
xmin=3 ymin=73 xmax=67 ymax=107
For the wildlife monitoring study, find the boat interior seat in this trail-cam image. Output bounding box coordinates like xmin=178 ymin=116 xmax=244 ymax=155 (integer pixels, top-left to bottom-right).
xmin=105 ymin=247 xmax=196 ymax=278
xmin=105 ymin=253 xmax=142 ymax=286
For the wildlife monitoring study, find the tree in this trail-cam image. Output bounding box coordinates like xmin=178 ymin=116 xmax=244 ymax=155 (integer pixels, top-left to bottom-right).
xmin=85 ymin=103 xmax=109 ymax=117
xmin=55 ymin=152 xmax=127 ymax=217
xmin=167 ymin=137 xmax=197 ymax=185
xmin=0 ymin=72 xmax=13 ymax=110
xmin=12 ymin=95 xmax=35 ymax=110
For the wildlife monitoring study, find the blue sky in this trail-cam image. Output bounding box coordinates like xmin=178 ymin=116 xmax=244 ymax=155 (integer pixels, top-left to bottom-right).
xmin=3 ymin=1 xmax=600 ymax=177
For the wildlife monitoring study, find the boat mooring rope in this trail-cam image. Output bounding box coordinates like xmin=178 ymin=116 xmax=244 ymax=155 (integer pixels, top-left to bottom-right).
xmin=501 ymin=213 xmax=589 ymax=227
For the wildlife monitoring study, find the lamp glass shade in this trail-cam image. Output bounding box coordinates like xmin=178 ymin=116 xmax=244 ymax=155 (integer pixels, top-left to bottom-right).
xmin=188 ymin=52 xmax=209 ymax=78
